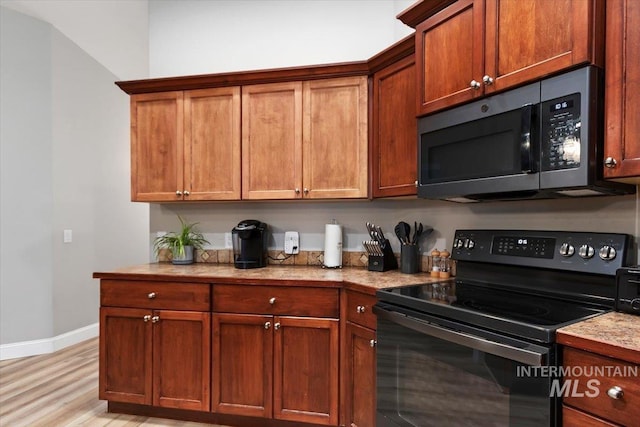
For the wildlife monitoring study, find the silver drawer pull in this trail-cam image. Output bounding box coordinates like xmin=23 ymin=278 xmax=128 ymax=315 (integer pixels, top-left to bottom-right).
xmin=148 ymin=292 xmax=156 ymax=299
xmin=143 ymin=315 xmax=151 ymax=322
xmin=607 ymin=386 xmax=624 ymax=400
xmin=269 ymin=297 xmax=276 ymax=305
xmin=356 ymin=305 xmax=366 ymax=314
xmin=264 ymin=321 xmax=271 ymax=330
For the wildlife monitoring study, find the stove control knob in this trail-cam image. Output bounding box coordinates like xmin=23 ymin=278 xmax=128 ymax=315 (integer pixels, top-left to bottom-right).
xmin=453 ymin=238 xmax=465 ymax=249
xmin=559 ymin=242 xmax=575 ymax=257
xmin=578 ymin=244 xmax=595 ymax=259
xmin=631 ymin=298 xmax=640 ymax=311
xmin=599 ymin=245 xmax=617 ymax=261
xmin=464 ymin=239 xmax=475 ymax=250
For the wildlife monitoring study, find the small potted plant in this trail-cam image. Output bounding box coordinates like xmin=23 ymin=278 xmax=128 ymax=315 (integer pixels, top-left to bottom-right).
xmin=153 ymin=216 xmax=210 ymax=265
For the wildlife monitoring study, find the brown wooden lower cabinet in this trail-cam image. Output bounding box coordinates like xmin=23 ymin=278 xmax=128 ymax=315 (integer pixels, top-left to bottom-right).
xmin=212 ymin=313 xmax=339 ymax=426
xmin=344 ymin=322 xmax=376 ymax=427
xmin=99 ymin=279 xmax=361 ymax=427
xmin=342 ymin=289 xmax=377 ymax=427
xmin=562 ymin=346 xmax=640 ymax=426
xmin=99 ymin=307 xmax=211 ymax=411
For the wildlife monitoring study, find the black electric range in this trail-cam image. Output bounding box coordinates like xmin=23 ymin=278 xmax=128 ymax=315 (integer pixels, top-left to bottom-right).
xmin=378 ymin=229 xmax=635 ymax=344
xmin=375 ymin=230 xmax=634 ymax=427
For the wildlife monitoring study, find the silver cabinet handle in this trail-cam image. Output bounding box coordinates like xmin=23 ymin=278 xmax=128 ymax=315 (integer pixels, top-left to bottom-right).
xmin=269 ymin=297 xmax=276 ymax=305
xmin=482 ymin=75 xmax=494 ymax=85
xmin=151 ymin=315 xmax=160 ymax=323
xmin=274 ymin=322 xmax=281 ymax=330
xmin=607 ymin=386 xmax=624 ymax=400
xmin=470 ymin=80 xmax=481 ymax=90
xmin=303 ymin=188 xmax=309 ymax=195
xmin=295 ymin=188 xmax=301 ymax=194
xmin=369 ymin=339 xmax=377 ymax=348
xmin=143 ymin=315 xmax=151 ymax=322
xmin=264 ymin=321 xmax=271 ymax=330
xmin=176 ymin=190 xmax=182 ymax=196
xmin=604 ymin=157 xmax=618 ymax=168
xmin=183 ymin=190 xmax=190 ymax=196
xmin=148 ymin=292 xmax=156 ymax=299
xmin=356 ymin=305 xmax=366 ymax=314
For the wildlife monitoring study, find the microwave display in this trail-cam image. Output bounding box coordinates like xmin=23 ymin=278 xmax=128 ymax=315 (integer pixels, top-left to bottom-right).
xmin=541 ymin=93 xmax=581 ymax=172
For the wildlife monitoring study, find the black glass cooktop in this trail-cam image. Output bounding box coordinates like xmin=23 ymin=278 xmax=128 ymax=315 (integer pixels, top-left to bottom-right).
xmin=377 ymin=280 xmax=608 ymax=343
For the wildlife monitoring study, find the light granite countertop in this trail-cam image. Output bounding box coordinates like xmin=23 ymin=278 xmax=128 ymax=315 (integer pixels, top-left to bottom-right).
xmin=93 ymin=263 xmax=450 ymax=295
xmin=557 ymin=311 xmax=640 ymax=364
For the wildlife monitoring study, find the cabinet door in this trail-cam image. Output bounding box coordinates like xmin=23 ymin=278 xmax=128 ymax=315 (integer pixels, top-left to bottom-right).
xmin=372 ymin=56 xmax=417 ymax=198
xmin=184 ymin=87 xmax=241 ymax=200
xmin=302 ymin=77 xmax=368 ymax=199
xmin=212 ymin=313 xmax=273 ymax=418
xmin=604 ymin=0 xmax=640 ymax=181
xmin=484 ymin=0 xmax=602 ymax=94
xmin=242 ymin=82 xmax=303 ymax=200
xmin=131 ymin=92 xmax=184 ymax=201
xmin=273 ymin=316 xmax=339 ymax=426
xmin=416 ymin=0 xmax=484 ymax=115
xmin=152 ymin=310 xmax=211 ymax=411
xmin=344 ymin=322 xmax=376 ymax=427
xmin=99 ymin=307 xmax=152 ymax=404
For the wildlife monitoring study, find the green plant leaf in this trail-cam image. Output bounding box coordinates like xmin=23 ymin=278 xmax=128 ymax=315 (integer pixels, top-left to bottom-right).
xmin=152 ymin=215 xmax=210 ymax=260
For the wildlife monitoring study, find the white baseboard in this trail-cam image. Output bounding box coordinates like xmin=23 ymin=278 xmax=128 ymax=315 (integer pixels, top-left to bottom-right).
xmin=0 ymin=323 xmax=99 ymax=361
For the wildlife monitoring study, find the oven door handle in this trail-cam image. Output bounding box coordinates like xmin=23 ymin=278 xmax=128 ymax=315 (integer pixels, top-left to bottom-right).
xmin=374 ymin=306 xmax=547 ymax=366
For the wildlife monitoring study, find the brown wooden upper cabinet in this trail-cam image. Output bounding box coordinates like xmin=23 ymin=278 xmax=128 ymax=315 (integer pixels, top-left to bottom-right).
xmin=242 ymin=76 xmax=368 ymax=200
xmin=371 ymin=54 xmax=417 ymax=197
xmin=130 ymin=87 xmax=241 ymax=202
xmin=415 ymin=0 xmax=604 ymax=116
xmin=604 ymin=0 xmax=640 ymax=182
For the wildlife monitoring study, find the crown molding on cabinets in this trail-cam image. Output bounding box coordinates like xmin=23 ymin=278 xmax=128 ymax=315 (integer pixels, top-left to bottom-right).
xmin=396 ymin=0 xmax=456 ymax=28
xmin=116 ymin=61 xmax=370 ymax=94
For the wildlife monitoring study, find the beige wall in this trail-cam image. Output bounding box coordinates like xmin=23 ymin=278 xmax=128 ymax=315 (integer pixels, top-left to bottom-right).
xmin=151 ymin=193 xmax=639 ymax=264
xmin=147 ymin=0 xmax=639 ymax=265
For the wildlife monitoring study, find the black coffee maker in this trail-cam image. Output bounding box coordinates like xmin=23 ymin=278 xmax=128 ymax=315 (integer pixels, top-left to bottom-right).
xmin=232 ymin=220 xmax=268 ymax=269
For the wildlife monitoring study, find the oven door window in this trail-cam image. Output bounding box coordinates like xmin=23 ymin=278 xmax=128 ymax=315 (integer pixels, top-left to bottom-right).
xmin=377 ymin=318 xmax=553 ymax=427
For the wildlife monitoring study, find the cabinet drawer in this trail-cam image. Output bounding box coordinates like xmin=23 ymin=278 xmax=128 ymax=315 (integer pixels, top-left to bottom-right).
xmin=563 ymin=347 xmax=640 ymax=426
xmin=213 ymin=285 xmax=339 ymax=318
xmin=101 ymin=280 xmax=211 ymax=311
xmin=345 ymin=290 xmax=377 ymax=329
xmin=562 ymin=405 xmax=618 ymax=427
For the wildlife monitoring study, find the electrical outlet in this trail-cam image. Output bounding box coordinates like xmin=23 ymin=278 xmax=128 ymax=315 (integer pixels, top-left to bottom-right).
xmin=284 ymin=231 xmax=299 ymax=255
xmin=224 ymin=232 xmax=233 ymax=249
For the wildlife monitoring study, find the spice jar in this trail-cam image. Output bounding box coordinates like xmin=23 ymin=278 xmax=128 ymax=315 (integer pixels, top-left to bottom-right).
xmin=430 ymin=249 xmax=441 ymax=277
xmin=439 ymin=250 xmax=451 ymax=279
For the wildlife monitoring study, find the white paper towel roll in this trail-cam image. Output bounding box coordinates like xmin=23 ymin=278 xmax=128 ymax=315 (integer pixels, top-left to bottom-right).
xmin=323 ymin=223 xmax=343 ymax=268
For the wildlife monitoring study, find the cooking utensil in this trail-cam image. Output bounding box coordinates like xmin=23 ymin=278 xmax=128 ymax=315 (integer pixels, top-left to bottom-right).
xmin=402 ymin=222 xmax=411 ymax=244
xmin=412 ymin=222 xmax=422 ymax=244
xmin=394 ymin=223 xmax=407 ymax=245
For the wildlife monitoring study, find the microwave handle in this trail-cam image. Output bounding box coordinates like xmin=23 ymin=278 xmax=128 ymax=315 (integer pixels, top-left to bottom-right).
xmin=520 ymin=104 xmax=535 ymax=173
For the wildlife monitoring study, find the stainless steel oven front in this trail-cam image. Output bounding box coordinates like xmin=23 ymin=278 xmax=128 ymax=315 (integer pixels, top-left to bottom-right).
xmin=374 ymin=304 xmax=558 ymax=427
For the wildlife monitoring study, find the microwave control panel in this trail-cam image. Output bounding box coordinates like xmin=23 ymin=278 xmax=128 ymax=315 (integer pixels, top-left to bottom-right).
xmin=541 ymin=93 xmax=581 ymax=171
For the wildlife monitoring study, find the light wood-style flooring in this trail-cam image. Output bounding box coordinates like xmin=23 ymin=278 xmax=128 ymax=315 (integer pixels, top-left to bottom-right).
xmin=0 ymin=338 xmax=226 ymax=427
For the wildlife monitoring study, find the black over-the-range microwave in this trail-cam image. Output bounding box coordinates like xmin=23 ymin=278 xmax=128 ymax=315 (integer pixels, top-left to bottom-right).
xmin=417 ymin=66 xmax=636 ymax=202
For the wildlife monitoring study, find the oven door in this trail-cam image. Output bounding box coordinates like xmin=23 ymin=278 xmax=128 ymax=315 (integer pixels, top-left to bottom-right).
xmin=374 ymin=304 xmax=559 ymax=427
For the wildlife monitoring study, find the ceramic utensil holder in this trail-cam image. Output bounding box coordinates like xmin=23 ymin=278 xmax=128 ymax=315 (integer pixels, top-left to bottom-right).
xmin=400 ymin=244 xmax=419 ymax=274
